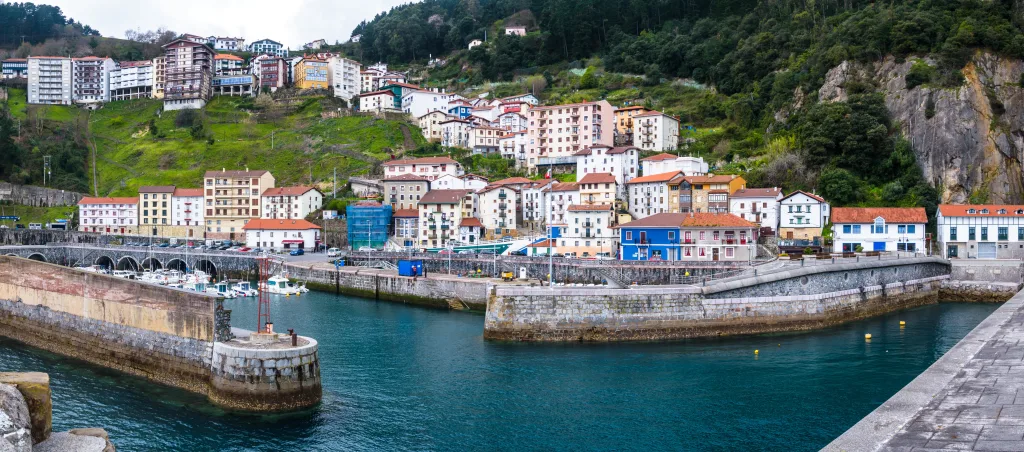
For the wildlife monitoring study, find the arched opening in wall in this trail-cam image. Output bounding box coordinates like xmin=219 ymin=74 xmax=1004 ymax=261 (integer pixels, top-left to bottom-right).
xmin=5 ymin=253 xmax=17 ymax=257
xmin=95 ymin=255 xmax=115 ymax=271
xmin=26 ymin=253 xmax=46 ymax=263
xmin=166 ymin=258 xmax=188 ymax=273
xmin=116 ymin=256 xmax=140 ymax=272
xmin=142 ymin=257 xmax=163 ymax=271
xmin=194 ymin=260 xmax=217 ymax=280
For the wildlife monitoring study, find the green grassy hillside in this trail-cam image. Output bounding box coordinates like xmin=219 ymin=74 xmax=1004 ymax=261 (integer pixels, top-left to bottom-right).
xmin=5 ymin=89 xmax=425 ymax=197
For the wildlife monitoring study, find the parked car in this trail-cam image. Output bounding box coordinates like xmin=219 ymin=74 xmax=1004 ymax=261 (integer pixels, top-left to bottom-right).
xmin=289 ymin=249 xmax=305 ymax=256
xmin=509 ymin=249 xmax=527 ymax=256
xmin=438 ymin=250 xmax=453 ymax=254
xmin=358 ymin=246 xmax=375 ymax=252
xmin=457 ymin=250 xmax=473 ymax=254
xmin=14 ymin=224 xmax=24 ymax=229
xmin=327 ymin=247 xmax=341 ymax=257
xmin=478 ymin=249 xmax=497 ymax=255
xmin=238 ymin=247 xmax=251 ymax=252
xmin=28 ymin=223 xmax=42 ymax=230
xmin=158 ymin=243 xmax=170 ymax=248
xmin=561 ymin=252 xmax=576 ymax=258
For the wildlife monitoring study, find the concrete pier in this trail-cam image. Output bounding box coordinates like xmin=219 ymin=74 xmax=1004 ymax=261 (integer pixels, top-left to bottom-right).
xmin=209 ymin=328 xmax=321 ymax=412
xmin=826 ymin=289 xmax=1024 ymax=451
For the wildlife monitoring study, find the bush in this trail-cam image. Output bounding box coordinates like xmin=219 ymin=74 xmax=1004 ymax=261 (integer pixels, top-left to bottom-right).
xmin=905 ymin=61 xmax=936 ymax=90
xmin=803 ymin=247 xmax=814 ymax=254
xmin=855 ymin=245 xmax=864 ymax=253
xmin=818 ymin=167 xmax=860 ymax=205
xmin=174 ymin=109 xmax=199 ymax=128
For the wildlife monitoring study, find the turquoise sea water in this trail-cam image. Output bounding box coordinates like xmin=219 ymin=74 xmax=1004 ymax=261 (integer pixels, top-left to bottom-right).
xmin=0 ymin=293 xmax=1000 ymax=451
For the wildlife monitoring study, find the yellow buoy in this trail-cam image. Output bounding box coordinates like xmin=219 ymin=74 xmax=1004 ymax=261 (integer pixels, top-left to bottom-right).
xmin=900 ymin=321 xmax=906 ymax=326
xmin=754 ymin=350 xmax=759 ymax=354
xmin=865 ymin=333 xmax=872 ymax=340
xmin=285 ymin=293 xmax=290 ymax=297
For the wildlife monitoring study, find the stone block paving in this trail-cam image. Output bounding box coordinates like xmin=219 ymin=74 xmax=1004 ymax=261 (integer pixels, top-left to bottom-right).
xmin=881 ymin=310 xmax=1024 ymax=451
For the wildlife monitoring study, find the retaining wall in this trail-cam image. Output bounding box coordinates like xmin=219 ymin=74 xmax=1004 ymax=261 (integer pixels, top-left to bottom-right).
xmin=0 ymin=183 xmax=84 ymax=207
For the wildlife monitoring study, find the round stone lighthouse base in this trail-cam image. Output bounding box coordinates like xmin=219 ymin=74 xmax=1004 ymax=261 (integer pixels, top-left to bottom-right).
xmin=209 ymin=329 xmax=321 ymax=412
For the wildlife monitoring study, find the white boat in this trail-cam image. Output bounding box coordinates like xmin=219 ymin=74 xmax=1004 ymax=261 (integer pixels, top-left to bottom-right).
xmin=75 ymin=265 xmax=104 ymax=273
xmin=230 ymin=281 xmax=258 ymax=297
xmin=112 ymin=270 xmax=137 ymax=280
xmin=287 ymin=281 xmax=309 ymax=293
xmin=206 ymin=281 xmax=237 ymax=298
xmin=184 ymin=281 xmax=207 ymax=293
xmin=266 ymin=275 xmax=300 ymax=295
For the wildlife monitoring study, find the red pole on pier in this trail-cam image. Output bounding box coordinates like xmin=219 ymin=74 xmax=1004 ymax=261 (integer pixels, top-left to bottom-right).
xmin=257 ymin=256 xmax=271 ymax=333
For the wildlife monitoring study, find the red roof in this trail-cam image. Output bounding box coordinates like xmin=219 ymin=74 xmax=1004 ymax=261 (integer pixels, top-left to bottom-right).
xmin=684 ymin=174 xmax=740 ymax=184
xmin=634 ymin=110 xmax=677 ymax=119
xmin=782 ymin=190 xmax=826 ymax=203
xmin=615 ymin=106 xmax=649 ymax=112
xmin=419 ymin=189 xmax=472 ymax=204
xmin=618 ymin=213 xmax=756 ymax=229
xmin=833 ymin=207 xmax=927 ymax=224
xmin=173 ymin=188 xmax=204 ymax=197
xmin=262 ymin=186 xmax=319 ymax=197
xmin=627 ymin=171 xmax=683 ymax=185
xmin=383 ymin=157 xmax=458 ymax=166
xmin=384 ymin=174 xmax=431 ymax=182
xmin=731 ymin=187 xmax=781 ymax=198
xmin=393 ymin=209 xmax=419 ymax=218
xmin=138 ymin=185 xmax=176 ymax=193
xmin=215 ymin=54 xmax=244 ymax=61
xmin=641 ymin=153 xmax=678 ymax=162
xmin=574 ymin=145 xmax=639 ymax=156
xmin=937 ymin=205 xmax=1024 ymax=217
xmin=567 ymin=203 xmax=613 ymax=211
xmin=579 ymin=173 xmax=616 ymax=184
xmin=549 ymin=182 xmax=580 ymax=192
xmin=492 ymin=177 xmax=533 ymax=185
xmin=528 ymin=239 xmax=556 ymax=248
xmin=78 ymin=197 xmax=138 ymax=205
xmin=243 ymin=219 xmax=321 ymax=230
xmin=360 ymin=90 xmax=396 ymax=97
xmin=460 ymin=217 xmax=483 ymax=227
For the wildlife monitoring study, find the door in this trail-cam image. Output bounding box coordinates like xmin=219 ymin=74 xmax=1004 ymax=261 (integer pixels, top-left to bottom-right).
xmin=978 ymin=242 xmax=997 ymax=259
xmin=712 ymin=248 xmax=720 ymax=261
xmin=873 ymin=242 xmax=886 ymax=251
xmin=947 ymin=245 xmax=958 ymax=259
xmin=786 ymin=231 xmax=793 ymax=239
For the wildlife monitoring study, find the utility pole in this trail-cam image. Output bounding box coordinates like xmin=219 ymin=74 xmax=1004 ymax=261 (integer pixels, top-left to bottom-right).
xmin=332 ymin=167 xmax=337 ymax=198
xmin=271 ymin=130 xmax=274 ymax=150
xmin=43 ymin=155 xmax=51 ymax=187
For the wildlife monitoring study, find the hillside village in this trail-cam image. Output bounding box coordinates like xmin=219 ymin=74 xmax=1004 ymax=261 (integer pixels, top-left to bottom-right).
xmin=0 ymin=24 xmax=1006 ymax=262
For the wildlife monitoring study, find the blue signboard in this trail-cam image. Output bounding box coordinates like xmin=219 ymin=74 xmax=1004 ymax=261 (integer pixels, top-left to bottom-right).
xmin=0 ymin=216 xmax=19 ymax=221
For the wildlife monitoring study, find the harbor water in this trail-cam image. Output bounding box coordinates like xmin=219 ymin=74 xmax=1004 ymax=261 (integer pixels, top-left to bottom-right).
xmin=0 ymin=291 xmax=1001 ymax=451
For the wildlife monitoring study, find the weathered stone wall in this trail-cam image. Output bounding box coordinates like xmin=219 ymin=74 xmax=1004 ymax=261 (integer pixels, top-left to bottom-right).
xmin=949 ymin=260 xmax=1024 ymax=283
xmin=209 ymin=330 xmax=321 ymax=412
xmin=0 ymin=183 xmax=84 ymax=208
xmin=285 ymin=263 xmax=493 ymax=310
xmin=485 ymin=276 xmax=946 ymax=341
xmin=940 ymin=280 xmax=1020 ymax=302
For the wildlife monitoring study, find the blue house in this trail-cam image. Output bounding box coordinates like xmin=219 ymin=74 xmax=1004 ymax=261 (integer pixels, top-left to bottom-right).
xmin=618 ymin=212 xmax=758 ymax=262
xmin=448 ymin=105 xmax=472 ymax=119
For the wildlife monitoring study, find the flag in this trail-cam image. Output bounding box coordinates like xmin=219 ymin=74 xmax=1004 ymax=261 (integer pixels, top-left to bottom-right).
xmin=544 ymin=168 xmax=551 ymax=179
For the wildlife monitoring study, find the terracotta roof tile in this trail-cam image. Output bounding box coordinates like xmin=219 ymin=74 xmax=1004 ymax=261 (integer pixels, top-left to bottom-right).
xmin=832 ymin=207 xmax=928 ymax=224
xmin=617 ymin=212 xmax=756 ymax=229
xmin=578 ymin=173 xmax=616 ymax=184
xmin=459 ymin=217 xmax=483 ymax=227
xmin=383 ymin=157 xmax=458 ymax=166
xmin=937 ymin=205 xmax=1024 ymax=217
xmin=549 ymin=182 xmax=579 ymax=192
xmin=567 ymin=203 xmax=613 ymax=211
xmin=419 ymin=189 xmax=472 ymax=204
xmin=627 ymin=171 xmax=683 ymax=184
xmin=78 ymin=197 xmax=138 ymax=205
xmin=242 ymin=219 xmax=321 ymax=230
xmin=641 ymin=153 xmax=678 ymax=162
xmin=262 ymin=186 xmax=319 ymax=196
xmin=782 ymin=190 xmax=826 ymax=203
xmin=204 ymin=169 xmax=269 ymax=177
xmin=393 ymin=209 xmax=419 ymax=218
xmin=684 ymin=174 xmax=740 ymax=184
xmin=492 ymin=177 xmax=533 ymax=185
xmin=173 ymin=188 xmax=204 ymax=197
xmin=731 ymin=187 xmax=781 ymax=198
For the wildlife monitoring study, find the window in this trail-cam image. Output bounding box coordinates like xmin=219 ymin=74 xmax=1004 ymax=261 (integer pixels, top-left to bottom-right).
xmin=981 ymin=227 xmax=989 ymax=241
xmin=908 ymin=225 xmax=916 ymax=234
xmin=898 ymin=225 xmax=906 ymax=234
xmin=853 ymin=225 xmax=861 ymax=234
xmin=999 ymin=227 xmax=1008 ymax=241
xmin=843 ymin=225 xmax=851 ymax=234
xmin=950 ymin=227 xmax=958 ymax=241
xmin=668 ymin=231 xmax=675 ymax=240
xmin=725 ymin=247 xmax=734 ymax=258
xmin=625 ymin=231 xmax=632 ymax=241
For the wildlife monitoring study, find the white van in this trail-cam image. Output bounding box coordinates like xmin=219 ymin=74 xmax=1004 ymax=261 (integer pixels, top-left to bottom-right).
xmin=28 ymin=223 xmax=42 ymax=230
xmin=327 ymin=247 xmax=341 ymax=257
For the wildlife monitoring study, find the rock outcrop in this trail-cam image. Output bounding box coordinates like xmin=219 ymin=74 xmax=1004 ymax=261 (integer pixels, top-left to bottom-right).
xmin=819 ymin=52 xmax=1024 ymax=204
xmin=0 ymin=384 xmax=31 ymax=452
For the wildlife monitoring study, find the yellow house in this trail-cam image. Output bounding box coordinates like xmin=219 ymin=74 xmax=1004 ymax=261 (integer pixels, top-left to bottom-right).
xmin=295 ymin=57 xmax=329 ymax=90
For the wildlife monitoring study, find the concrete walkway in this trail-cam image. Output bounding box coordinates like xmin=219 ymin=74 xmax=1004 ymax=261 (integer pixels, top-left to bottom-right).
xmin=825 ymin=290 xmax=1024 ymax=451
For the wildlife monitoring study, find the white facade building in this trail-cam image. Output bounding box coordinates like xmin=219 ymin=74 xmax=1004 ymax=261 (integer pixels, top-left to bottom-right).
xmin=441 ymin=119 xmax=471 ymax=148
xmin=212 ymin=37 xmax=245 ymax=52
xmin=383 ymin=157 xmax=463 ymax=181
xmin=832 ymin=207 xmax=927 ymax=253
xmin=402 ymin=90 xmax=454 ymax=118
xmin=329 ymin=56 xmax=361 ymax=102
xmin=250 ymin=39 xmax=288 ymax=57
xmin=496 ymin=111 xmax=528 ymax=131
xmin=71 ymin=57 xmax=116 ymax=105
xmin=545 ymin=182 xmax=580 ymax=225
xmin=626 ymin=171 xmax=682 ymax=219
xmin=243 ymin=219 xmax=320 ymax=250
xmin=359 ymin=90 xmax=397 ymax=113
xmin=476 ymin=185 xmax=517 ymax=237
xmin=261 ymin=187 xmax=324 ymax=220
xmin=641 ymin=154 xmax=709 ymax=176
xmin=27 ymin=57 xmax=72 ymax=105
xmin=171 ymin=188 xmax=205 ymax=227
xmin=633 ymin=111 xmax=679 ymax=152
xmin=575 ymin=145 xmax=640 ymax=197
xmin=521 ymin=181 xmax=551 ymax=230
xmin=77 ymin=197 xmax=138 ymax=235
xmin=778 ymin=191 xmax=831 ymax=241
xmin=728 ymin=187 xmax=782 ymax=232
xmin=109 ymin=61 xmax=154 ymax=101
xmin=936 ymin=205 xmax=1024 ymax=259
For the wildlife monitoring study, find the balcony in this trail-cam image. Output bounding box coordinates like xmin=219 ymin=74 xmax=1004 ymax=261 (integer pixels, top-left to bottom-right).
xmin=583 ymin=221 xmax=593 ymax=228
xmin=498 ymin=202 xmax=507 ymax=209
xmin=683 ymin=239 xmax=694 ymax=244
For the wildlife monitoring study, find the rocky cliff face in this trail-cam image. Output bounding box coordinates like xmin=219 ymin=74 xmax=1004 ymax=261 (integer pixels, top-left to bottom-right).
xmin=819 ymin=53 xmax=1024 ymax=204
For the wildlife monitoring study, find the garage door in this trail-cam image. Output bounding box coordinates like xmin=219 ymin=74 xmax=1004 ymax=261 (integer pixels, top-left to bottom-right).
xmin=978 ymin=242 xmax=997 ymax=259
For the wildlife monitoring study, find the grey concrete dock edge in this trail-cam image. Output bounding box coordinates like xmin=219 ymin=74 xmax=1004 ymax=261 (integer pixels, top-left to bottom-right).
xmin=822 ymin=289 xmax=1024 ymax=451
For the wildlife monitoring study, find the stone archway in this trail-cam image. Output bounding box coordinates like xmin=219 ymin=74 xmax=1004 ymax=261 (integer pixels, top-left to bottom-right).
xmin=142 ymin=257 xmax=163 ymax=271
xmin=116 ymin=256 xmax=140 ymax=272
xmin=193 ymin=259 xmax=217 ymax=280
xmin=26 ymin=253 xmax=46 ymax=262
xmin=95 ymin=255 xmax=115 ymax=271
xmin=166 ymin=258 xmax=188 ymax=272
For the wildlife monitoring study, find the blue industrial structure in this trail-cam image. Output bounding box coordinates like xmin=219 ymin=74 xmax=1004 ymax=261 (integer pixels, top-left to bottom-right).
xmin=346 ymin=203 xmax=393 ymax=250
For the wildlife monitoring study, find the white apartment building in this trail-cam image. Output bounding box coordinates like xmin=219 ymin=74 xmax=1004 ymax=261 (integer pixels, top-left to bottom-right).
xmin=243 ymin=219 xmax=320 ymax=251
xmin=499 ymin=130 xmax=530 ymax=168
xmin=476 ymin=185 xmax=517 ymax=237
xmin=402 ymin=90 xmax=454 ymax=118
xmin=261 ymin=186 xmax=324 ymax=220
xmin=77 ymin=197 xmax=138 ymax=235
xmin=393 ymin=209 xmax=419 ymax=247
xmin=641 ymin=154 xmax=709 ymax=176
xmin=171 ymin=188 xmax=204 ymax=227
xmin=469 ymin=126 xmax=502 ymax=154
xmin=578 ymin=173 xmax=617 ymax=206
xmin=214 ymin=54 xmax=245 ymax=75
xmin=729 ymin=187 xmax=782 ymax=232
xmin=526 ymin=100 xmax=615 ymax=171
xmin=441 ymin=119 xmax=471 ymax=148
xmin=574 ymin=145 xmax=640 ymax=197
xmin=936 ymin=205 xmax=1024 ymax=259
xmin=496 ymin=111 xmax=528 ymax=131
xmin=833 ymin=207 xmax=927 ymax=253
xmin=204 ymin=169 xmax=276 ymax=240
xmin=500 ymin=93 xmax=540 ymax=105
xmin=417 ymin=189 xmax=474 ymax=248
xmin=109 ymin=61 xmax=154 ymax=101
xmin=359 ymin=90 xmax=396 ymax=113
xmin=521 ymin=181 xmax=551 ymax=230
xmin=545 ymin=182 xmax=580 ymax=225
xmin=634 ymin=111 xmax=679 ymax=152
xmin=431 ymin=174 xmax=487 ymax=191
xmin=360 ymin=68 xmax=383 ymax=93
xmin=249 ymin=39 xmax=288 ymax=57
xmin=383 ymin=174 xmax=430 ymax=210
xmin=561 ymin=204 xmax=618 ymax=258
xmin=27 ymin=56 xmax=72 ymax=105
xmin=329 ymin=56 xmax=361 ymax=102
xmin=459 ymin=217 xmax=483 ymax=244
xmin=211 ymin=37 xmax=245 ymax=52
xmin=626 ymin=171 xmax=683 ymax=219
xmin=418 ymin=111 xmax=449 ymax=142
xmin=71 ymin=57 xmax=115 ymax=106
xmin=382 ymin=157 xmax=463 ymax=181
xmin=778 ymin=191 xmax=831 ymax=241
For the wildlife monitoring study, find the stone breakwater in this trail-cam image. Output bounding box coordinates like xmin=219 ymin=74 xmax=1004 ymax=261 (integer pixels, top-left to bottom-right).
xmin=0 ymin=257 xmax=320 ymax=412
xmin=485 ymin=257 xmax=954 ymax=342
xmin=209 ymin=329 xmax=321 ymax=412
xmin=0 ymin=372 xmax=115 ymax=452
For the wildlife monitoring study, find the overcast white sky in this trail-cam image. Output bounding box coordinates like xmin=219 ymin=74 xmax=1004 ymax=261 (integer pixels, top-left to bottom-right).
xmin=43 ymin=0 xmax=410 ymax=48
